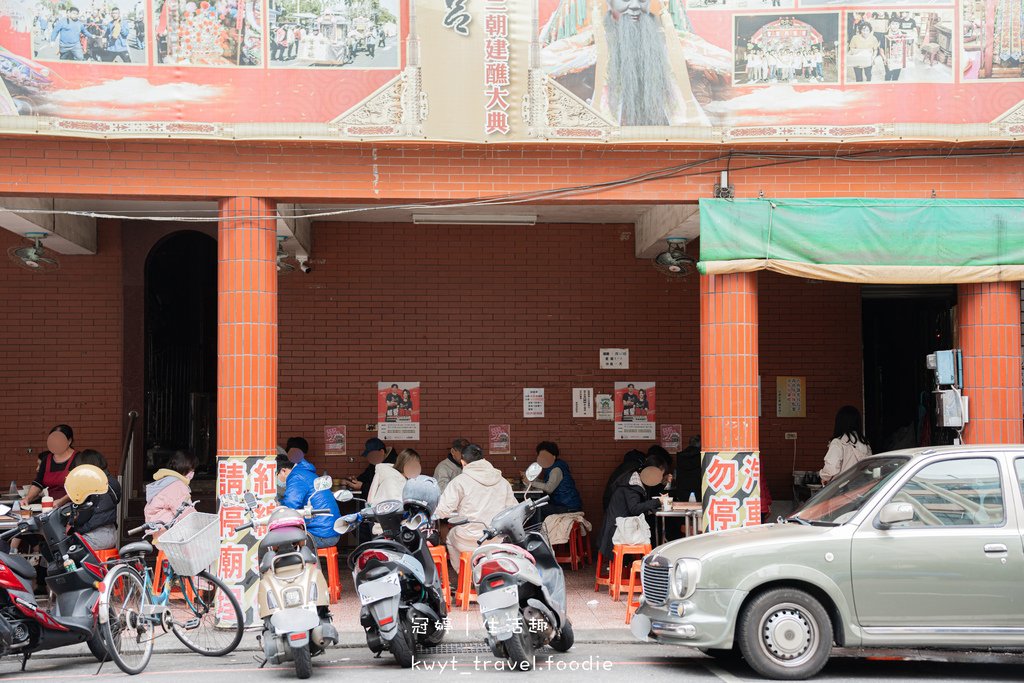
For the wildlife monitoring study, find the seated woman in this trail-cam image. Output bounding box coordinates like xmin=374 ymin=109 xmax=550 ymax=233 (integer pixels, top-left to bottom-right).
xmin=68 ymin=449 xmax=121 ymax=550
xmin=367 ymin=449 xmax=422 ymax=535
xmin=598 ymin=456 xmax=669 ymax=562
xmin=526 ymin=441 xmax=582 ymax=521
xmin=144 ymin=451 xmax=196 ymax=538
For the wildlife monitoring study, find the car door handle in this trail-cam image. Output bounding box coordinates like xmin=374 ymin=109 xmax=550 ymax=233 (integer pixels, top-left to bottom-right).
xmin=984 ymin=544 xmax=1007 ymax=554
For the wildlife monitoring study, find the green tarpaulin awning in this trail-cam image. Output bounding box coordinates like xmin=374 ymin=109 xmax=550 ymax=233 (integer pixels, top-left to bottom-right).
xmin=697 ymin=198 xmax=1024 ymax=284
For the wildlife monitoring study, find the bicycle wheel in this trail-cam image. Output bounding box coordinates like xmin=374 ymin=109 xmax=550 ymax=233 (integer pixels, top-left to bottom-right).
xmin=168 ymin=570 xmax=244 ymax=656
xmin=99 ymin=565 xmax=155 ymax=675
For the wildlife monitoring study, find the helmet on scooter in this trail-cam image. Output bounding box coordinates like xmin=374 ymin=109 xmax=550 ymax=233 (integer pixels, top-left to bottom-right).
xmin=402 ymin=475 xmax=440 ymax=515
xmin=267 ymin=506 xmax=306 ymax=531
xmin=65 ymin=464 xmax=109 ymax=505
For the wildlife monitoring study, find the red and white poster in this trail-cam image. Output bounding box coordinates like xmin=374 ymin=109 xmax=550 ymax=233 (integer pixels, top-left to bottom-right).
xmin=324 ymin=425 xmax=346 ymax=455
xmin=614 ymin=381 xmax=656 ymax=441
xmin=377 ymin=381 xmax=419 ymax=441
xmin=660 ymin=424 xmax=682 ymax=454
xmin=488 ymin=424 xmax=511 ymax=455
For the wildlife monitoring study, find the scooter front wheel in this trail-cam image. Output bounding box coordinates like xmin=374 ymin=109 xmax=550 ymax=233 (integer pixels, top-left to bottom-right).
xmin=99 ymin=565 xmax=155 ymax=675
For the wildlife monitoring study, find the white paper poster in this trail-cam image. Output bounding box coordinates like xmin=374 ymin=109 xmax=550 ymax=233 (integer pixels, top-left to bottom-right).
xmin=596 ymin=394 xmax=614 ymax=421
xmin=523 ymin=388 xmax=545 ymax=418
xmin=600 ymin=348 xmax=629 ymax=369
xmin=572 ymin=388 xmax=594 ymax=418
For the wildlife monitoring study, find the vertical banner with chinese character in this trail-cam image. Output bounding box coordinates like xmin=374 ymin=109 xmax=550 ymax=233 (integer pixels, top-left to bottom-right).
xmin=489 ymin=424 xmax=511 ymax=455
xmin=324 ymin=425 xmax=347 ymax=455
xmin=217 ymin=456 xmax=279 ymax=626
xmin=614 ymin=381 xmax=656 ymax=440
xmin=483 ymin=0 xmax=511 ymax=135
xmin=701 ymin=451 xmax=761 ymax=532
xmin=377 ymin=382 xmax=421 ymax=440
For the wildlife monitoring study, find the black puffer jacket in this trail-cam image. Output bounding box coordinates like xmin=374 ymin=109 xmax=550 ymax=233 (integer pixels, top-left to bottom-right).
xmin=598 ymin=471 xmax=660 ymax=558
xmin=74 ymin=476 xmax=121 ymax=533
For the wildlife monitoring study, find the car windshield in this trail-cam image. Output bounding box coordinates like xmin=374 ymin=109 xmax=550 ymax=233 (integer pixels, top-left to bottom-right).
xmin=791 ymin=456 xmax=909 ymax=525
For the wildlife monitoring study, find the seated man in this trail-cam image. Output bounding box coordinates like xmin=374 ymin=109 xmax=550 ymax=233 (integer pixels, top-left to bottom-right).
xmin=433 ymin=444 xmax=516 ymax=576
xmin=526 ymin=441 xmax=582 ymax=521
xmin=279 ymin=437 xmax=341 ymax=548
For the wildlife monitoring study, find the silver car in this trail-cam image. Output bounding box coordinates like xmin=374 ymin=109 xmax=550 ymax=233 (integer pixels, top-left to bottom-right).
xmin=631 ymin=445 xmax=1024 ymax=679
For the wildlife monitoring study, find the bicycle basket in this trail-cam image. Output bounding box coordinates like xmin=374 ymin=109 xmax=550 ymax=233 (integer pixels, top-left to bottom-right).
xmin=158 ymin=512 xmax=219 ymax=576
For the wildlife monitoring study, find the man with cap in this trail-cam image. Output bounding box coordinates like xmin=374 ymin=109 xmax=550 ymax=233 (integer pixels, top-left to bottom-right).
xmin=433 ymin=437 xmax=468 ymax=494
xmin=342 ymin=437 xmax=397 ymax=542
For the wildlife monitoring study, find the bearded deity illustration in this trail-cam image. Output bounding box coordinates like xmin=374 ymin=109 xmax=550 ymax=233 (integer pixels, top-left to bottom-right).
xmin=540 ymin=0 xmax=731 ymax=126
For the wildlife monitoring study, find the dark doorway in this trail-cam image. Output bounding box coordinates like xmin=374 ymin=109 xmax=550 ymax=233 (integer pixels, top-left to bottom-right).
xmin=862 ymin=285 xmax=957 ymax=452
xmin=144 ymin=232 xmax=217 ymax=480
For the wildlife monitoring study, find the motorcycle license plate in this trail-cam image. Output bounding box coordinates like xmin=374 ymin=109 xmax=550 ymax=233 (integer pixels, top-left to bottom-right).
xmin=478 ymin=585 xmax=518 ymax=612
xmin=358 ymin=574 xmax=401 ymax=606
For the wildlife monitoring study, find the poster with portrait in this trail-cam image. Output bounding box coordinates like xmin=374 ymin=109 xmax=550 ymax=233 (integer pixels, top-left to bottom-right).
xmin=614 ymin=381 xmax=656 ymax=440
xmin=377 ymin=381 xmax=420 ymax=440
xmin=324 ymin=425 xmax=346 ymax=455
xmin=489 ymin=424 xmax=511 ymax=455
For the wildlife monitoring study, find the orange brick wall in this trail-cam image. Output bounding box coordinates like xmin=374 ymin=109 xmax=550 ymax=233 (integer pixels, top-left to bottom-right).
xmin=0 ymin=222 xmax=124 ymax=485
xmin=1 ymin=139 xmax=1023 ymax=202
xmin=276 ymin=222 xmax=862 ymax=522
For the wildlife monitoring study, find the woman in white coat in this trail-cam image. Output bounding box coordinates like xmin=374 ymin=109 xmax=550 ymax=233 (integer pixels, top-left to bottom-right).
xmin=367 ymin=449 xmax=422 ymax=531
xmin=819 ymin=405 xmax=872 ymax=485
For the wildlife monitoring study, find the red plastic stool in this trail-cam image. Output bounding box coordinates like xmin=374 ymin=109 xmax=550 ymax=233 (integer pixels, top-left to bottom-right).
xmin=594 ymin=552 xmax=611 ymax=592
xmin=152 ymin=549 xmax=195 ymax=601
xmin=609 ymin=544 xmax=651 ymax=601
xmin=429 ymin=545 xmax=452 ymax=612
xmin=553 ymin=522 xmax=581 ymax=571
xmin=93 ymin=548 xmax=120 ymax=565
xmin=625 ymin=560 xmax=643 ymax=624
xmin=317 ymin=546 xmax=342 ymax=603
xmin=456 ymin=551 xmax=477 ymax=610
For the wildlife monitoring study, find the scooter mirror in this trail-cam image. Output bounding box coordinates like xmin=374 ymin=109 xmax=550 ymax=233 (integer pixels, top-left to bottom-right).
xmin=243 ymin=491 xmax=258 ymax=508
xmin=525 ymin=462 xmax=543 ymax=483
xmin=447 ymin=516 xmax=470 ymax=526
xmin=0 ymin=504 xmax=10 ymax=516
xmin=313 ymin=476 xmax=333 ymax=492
xmin=334 ymin=489 xmax=354 ymax=503
xmin=334 ymin=518 xmax=350 ymax=535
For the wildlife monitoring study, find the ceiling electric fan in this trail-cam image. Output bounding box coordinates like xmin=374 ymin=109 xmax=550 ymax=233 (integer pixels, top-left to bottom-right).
xmin=653 ymin=237 xmax=696 ymax=278
xmin=8 ymin=232 xmax=59 ymax=271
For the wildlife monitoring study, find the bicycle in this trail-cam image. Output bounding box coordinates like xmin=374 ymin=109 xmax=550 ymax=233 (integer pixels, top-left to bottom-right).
xmin=97 ymin=502 xmax=244 ymax=675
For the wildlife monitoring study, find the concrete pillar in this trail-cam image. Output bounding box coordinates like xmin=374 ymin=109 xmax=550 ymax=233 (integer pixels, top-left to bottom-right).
xmin=216 ymin=197 xmax=279 ymax=625
xmin=958 ymin=282 xmax=1023 ymax=444
xmin=699 ymin=272 xmax=761 ymax=531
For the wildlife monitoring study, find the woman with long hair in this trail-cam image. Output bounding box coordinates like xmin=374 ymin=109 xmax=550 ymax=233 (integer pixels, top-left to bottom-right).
xmin=819 ymin=405 xmax=872 ymax=484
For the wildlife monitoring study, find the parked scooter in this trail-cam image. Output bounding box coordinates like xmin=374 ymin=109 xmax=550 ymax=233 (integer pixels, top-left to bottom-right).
xmin=0 ymin=464 xmax=113 ymax=669
xmin=462 ymin=462 xmax=575 ymax=671
xmin=226 ymin=475 xmax=338 ymax=680
xmin=333 ymin=476 xmax=447 ymax=668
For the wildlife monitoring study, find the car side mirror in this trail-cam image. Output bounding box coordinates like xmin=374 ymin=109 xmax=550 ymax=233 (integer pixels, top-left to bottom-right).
xmin=334 ymin=489 xmax=354 ymax=503
xmin=524 ymin=462 xmax=543 ymax=483
xmin=878 ymin=502 xmax=914 ymax=528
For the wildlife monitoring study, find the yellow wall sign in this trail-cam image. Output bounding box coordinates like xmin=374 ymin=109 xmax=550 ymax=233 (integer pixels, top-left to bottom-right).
xmin=776 ymin=376 xmax=806 ymax=418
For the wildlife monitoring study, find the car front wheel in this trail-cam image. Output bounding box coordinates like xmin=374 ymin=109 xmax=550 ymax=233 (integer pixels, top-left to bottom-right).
xmin=736 ymin=588 xmax=832 ymax=680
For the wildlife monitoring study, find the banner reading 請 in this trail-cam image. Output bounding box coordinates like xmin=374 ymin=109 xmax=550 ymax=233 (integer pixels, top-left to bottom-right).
xmin=377 ymin=382 xmax=420 ymax=440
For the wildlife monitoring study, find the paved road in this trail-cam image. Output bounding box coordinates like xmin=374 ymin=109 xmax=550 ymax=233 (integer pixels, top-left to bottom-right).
xmin=4 ymin=642 xmax=1024 ymax=681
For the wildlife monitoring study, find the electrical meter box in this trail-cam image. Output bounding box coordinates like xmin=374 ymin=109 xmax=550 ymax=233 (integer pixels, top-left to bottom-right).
xmin=925 ymin=350 xmax=960 ymax=387
xmin=935 ymin=389 xmax=964 ymax=428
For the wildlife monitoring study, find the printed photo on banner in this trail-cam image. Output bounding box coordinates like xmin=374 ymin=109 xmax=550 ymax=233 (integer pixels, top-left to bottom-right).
xmin=660 ymin=423 xmax=682 ymax=454
xmin=267 ymin=0 xmax=399 ymax=68
xmin=324 ymin=425 xmax=346 ymax=454
xmin=489 ymin=424 xmax=511 ymax=455
xmin=688 ymin=0 xmax=794 ymax=10
xmin=734 ymin=13 xmax=840 ymax=85
xmin=153 ymin=0 xmax=263 ymax=65
xmin=962 ymin=0 xmax=1023 ymax=80
xmin=377 ymin=381 xmax=420 ymax=440
xmin=31 ymin=0 xmax=148 ymax=63
xmin=844 ymin=10 xmax=953 ymax=84
xmin=614 ymin=381 xmax=656 ymax=440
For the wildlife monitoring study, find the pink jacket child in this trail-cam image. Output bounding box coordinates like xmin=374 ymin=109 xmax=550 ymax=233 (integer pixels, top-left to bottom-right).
xmin=143 ymin=451 xmax=196 ymax=537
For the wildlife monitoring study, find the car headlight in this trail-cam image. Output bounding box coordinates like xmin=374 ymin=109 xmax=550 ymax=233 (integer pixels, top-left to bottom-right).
xmin=672 ymin=558 xmax=700 ymax=599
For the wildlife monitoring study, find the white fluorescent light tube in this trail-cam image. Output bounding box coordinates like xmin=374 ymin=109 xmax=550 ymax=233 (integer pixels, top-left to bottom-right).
xmin=411 ymin=214 xmax=537 ymax=226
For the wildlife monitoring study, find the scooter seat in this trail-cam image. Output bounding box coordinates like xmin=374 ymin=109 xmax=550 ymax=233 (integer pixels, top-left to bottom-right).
xmin=0 ymin=551 xmax=36 ymax=580
xmin=119 ymin=541 xmax=154 ymax=557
